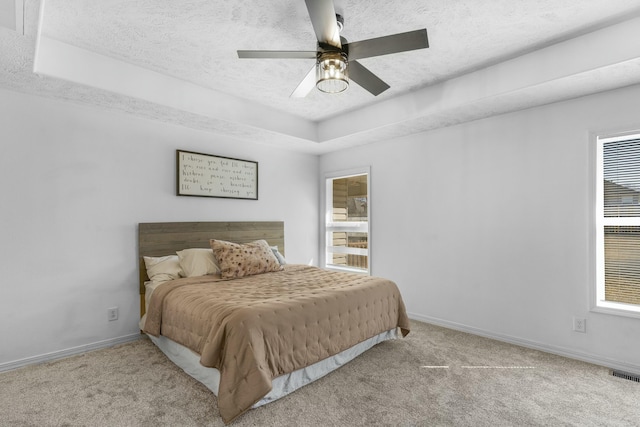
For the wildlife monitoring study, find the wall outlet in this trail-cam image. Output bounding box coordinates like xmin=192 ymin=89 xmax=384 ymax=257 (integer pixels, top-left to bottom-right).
xmin=573 ymin=317 xmax=586 ymax=333
xmin=107 ymin=307 xmax=119 ymax=322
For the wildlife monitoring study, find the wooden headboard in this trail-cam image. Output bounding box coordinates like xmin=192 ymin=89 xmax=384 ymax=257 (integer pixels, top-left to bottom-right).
xmin=138 ymin=221 xmax=284 ymax=316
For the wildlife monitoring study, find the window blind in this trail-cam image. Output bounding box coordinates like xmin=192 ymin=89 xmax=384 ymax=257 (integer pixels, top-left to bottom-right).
xmin=603 ymin=139 xmax=640 ymax=218
xmin=602 ymin=138 xmax=640 ymax=306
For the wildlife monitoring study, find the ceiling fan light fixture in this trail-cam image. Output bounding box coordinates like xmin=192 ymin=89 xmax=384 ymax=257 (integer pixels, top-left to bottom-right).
xmin=237 ymin=2 xmax=429 ymax=98
xmin=316 ymin=51 xmax=349 ymax=93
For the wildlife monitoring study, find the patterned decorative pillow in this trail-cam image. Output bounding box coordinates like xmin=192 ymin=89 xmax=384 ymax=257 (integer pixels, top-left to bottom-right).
xmin=210 ymin=239 xmax=283 ymax=279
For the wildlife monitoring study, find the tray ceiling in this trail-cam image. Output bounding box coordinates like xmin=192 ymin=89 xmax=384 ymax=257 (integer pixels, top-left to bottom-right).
xmin=2 ymin=0 xmax=640 ymax=153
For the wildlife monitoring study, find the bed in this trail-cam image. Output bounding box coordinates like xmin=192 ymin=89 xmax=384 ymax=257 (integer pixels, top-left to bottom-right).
xmin=138 ymin=221 xmax=410 ymax=424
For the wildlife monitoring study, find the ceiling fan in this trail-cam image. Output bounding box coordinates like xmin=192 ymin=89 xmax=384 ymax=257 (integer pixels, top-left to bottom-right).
xmin=237 ymin=0 xmax=429 ymax=97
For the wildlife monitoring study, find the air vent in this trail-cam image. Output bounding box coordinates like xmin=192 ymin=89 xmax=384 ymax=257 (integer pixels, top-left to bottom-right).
xmin=611 ymin=370 xmax=640 ymax=383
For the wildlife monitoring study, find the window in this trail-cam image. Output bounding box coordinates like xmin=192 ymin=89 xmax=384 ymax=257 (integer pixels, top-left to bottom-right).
xmin=325 ymin=169 xmax=370 ymax=274
xmin=594 ymin=133 xmax=640 ymax=315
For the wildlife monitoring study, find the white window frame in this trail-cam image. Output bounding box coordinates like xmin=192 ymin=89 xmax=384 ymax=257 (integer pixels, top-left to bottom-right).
xmin=323 ymin=167 xmax=371 ymax=275
xmin=591 ymin=130 xmax=640 ymax=318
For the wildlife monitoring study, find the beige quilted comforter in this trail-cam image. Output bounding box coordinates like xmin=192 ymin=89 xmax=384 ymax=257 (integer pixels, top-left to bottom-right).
xmin=143 ymin=264 xmax=410 ymax=423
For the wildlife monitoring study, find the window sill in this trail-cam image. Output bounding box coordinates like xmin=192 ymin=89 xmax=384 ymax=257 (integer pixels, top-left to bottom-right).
xmin=324 ymin=265 xmax=369 ymax=275
xmin=591 ymin=302 xmax=640 ymax=319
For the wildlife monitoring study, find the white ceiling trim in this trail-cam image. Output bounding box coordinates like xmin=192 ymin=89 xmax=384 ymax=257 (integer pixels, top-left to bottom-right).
xmin=30 ymin=1 xmax=640 ymax=152
xmin=319 ymin=15 xmax=640 ymax=142
xmin=15 ymin=0 xmax=23 ymax=34
xmin=0 ymin=0 xmax=18 ymax=31
xmin=33 ymin=36 xmax=318 ymax=142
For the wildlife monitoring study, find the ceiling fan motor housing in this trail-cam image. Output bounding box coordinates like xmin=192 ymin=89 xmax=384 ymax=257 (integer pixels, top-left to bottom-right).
xmin=335 ymin=14 xmax=344 ymax=32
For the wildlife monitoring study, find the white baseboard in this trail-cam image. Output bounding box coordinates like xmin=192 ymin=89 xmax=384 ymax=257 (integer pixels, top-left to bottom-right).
xmin=408 ymin=312 xmax=640 ymax=375
xmin=0 ymin=333 xmax=142 ymax=373
xmin=3 ymin=318 xmax=638 ymax=377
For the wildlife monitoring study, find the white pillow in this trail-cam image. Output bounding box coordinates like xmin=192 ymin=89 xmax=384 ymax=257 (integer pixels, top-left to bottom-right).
xmin=143 ymin=255 xmax=182 ymax=284
xmin=270 ymin=246 xmax=287 ymax=265
xmin=177 ymin=248 xmax=220 ymax=277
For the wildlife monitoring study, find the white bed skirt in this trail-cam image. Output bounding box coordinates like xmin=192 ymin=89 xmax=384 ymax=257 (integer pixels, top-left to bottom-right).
xmin=146 ymin=328 xmax=399 ymax=408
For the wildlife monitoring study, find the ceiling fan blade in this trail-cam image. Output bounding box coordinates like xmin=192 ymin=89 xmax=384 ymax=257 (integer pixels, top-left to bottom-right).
xmin=238 ymin=50 xmax=317 ymax=59
xmin=304 ymin=0 xmax=341 ymax=49
xmin=290 ymin=66 xmax=317 ymax=98
xmin=345 ymin=29 xmax=428 ymax=60
xmin=349 ymin=60 xmax=390 ymax=96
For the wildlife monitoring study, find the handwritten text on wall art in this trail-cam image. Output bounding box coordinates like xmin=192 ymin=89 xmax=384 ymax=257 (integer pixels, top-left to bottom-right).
xmin=177 ymin=150 xmax=258 ymax=200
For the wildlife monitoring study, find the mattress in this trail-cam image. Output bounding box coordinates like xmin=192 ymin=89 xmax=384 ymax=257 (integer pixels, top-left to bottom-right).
xmin=146 ymin=328 xmax=399 ymax=408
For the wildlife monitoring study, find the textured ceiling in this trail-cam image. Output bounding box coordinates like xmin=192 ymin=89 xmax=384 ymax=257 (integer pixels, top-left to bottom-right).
xmin=2 ymin=0 xmax=640 ymax=153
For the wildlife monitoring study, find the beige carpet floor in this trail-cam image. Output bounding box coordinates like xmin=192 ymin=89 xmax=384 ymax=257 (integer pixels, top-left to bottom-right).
xmin=1 ymin=320 xmax=639 ymax=426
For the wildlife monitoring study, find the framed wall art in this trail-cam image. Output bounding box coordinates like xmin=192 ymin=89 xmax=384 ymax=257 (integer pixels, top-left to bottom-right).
xmin=176 ymin=150 xmax=258 ymax=200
